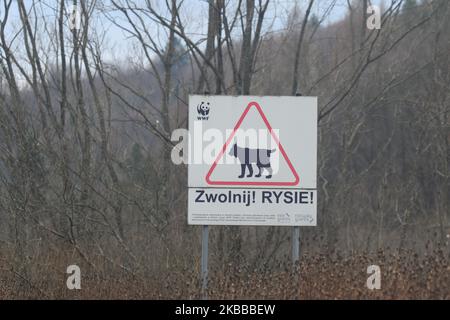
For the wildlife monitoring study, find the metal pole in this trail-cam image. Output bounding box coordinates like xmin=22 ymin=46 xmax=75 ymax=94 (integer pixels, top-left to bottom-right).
xmin=201 ymin=91 xmax=210 ymax=300
xmin=292 ymin=92 xmax=302 ymax=268
xmin=292 ymin=226 xmax=300 ymax=266
xmin=201 ymin=225 xmax=209 ymax=299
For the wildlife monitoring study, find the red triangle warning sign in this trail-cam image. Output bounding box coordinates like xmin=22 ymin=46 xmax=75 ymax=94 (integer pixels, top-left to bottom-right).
xmin=205 ymin=101 xmax=300 ymax=186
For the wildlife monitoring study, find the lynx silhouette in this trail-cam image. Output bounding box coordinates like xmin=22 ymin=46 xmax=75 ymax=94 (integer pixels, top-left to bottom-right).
xmin=228 ymin=143 xmax=276 ymax=179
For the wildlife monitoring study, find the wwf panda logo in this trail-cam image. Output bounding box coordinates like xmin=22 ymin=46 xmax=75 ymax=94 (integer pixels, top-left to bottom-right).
xmin=197 ymin=102 xmax=210 ymax=116
xmin=197 ymin=102 xmax=210 ymax=120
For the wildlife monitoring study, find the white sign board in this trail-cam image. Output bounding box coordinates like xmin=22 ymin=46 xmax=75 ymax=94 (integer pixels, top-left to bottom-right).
xmin=188 ymin=95 xmax=317 ymax=226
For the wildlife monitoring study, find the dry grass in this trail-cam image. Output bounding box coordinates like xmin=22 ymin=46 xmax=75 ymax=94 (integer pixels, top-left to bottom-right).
xmin=1 ymin=247 xmax=449 ymax=299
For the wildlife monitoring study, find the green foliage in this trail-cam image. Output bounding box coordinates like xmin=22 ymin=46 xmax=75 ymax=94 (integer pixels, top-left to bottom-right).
xmin=126 ymin=143 xmax=162 ymax=189
xmin=403 ymin=0 xmax=418 ymax=12
xmin=162 ymin=36 xmax=189 ymax=69
xmin=126 ymin=143 xmax=145 ymax=184
xmin=309 ymin=14 xmax=320 ymax=29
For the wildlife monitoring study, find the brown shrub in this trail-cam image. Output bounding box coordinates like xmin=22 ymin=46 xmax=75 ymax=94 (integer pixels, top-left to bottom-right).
xmin=0 ymin=247 xmax=448 ymax=299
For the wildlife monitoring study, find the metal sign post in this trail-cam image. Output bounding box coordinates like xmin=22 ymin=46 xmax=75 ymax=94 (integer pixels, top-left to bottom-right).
xmin=201 ymin=225 xmax=209 ymax=299
xmin=292 ymin=226 xmax=300 ymax=266
xmin=292 ymin=92 xmax=302 ymax=268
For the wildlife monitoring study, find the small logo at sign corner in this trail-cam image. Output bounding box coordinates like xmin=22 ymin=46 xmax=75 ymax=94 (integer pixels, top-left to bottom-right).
xmin=197 ymin=102 xmax=210 ymax=120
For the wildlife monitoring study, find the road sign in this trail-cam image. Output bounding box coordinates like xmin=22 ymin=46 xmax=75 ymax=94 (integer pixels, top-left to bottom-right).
xmin=188 ymin=95 xmax=317 ymax=226
xmin=205 ymin=101 xmax=299 ymax=186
